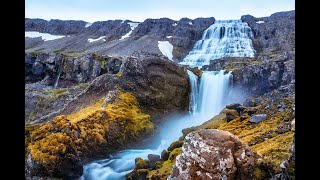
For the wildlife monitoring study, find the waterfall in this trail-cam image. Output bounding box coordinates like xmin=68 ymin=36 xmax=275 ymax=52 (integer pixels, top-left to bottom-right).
xmin=186 ymin=70 xmax=199 ymax=114
xmin=180 ymin=20 xmax=255 ymax=67
xmin=198 ymin=70 xmax=232 ymax=120
xmin=54 ymin=58 xmax=64 ymax=88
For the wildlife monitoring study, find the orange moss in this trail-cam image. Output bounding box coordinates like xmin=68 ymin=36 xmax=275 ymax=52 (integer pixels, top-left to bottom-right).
xmin=26 ymin=91 xmax=154 ymax=168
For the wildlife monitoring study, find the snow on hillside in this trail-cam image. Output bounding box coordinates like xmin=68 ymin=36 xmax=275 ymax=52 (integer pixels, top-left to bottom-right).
xmin=88 ymin=36 xmax=106 ymax=43
xmin=25 ymin=31 xmax=65 ymax=41
xmin=85 ymin=22 xmax=93 ymax=28
xmin=158 ymin=41 xmax=173 ymax=61
xmin=120 ymin=22 xmax=140 ymax=40
xmin=256 ymin=21 xmax=265 ymax=24
xmin=166 ymin=36 xmax=172 ymax=39
xmin=188 ymin=22 xmax=193 ymax=25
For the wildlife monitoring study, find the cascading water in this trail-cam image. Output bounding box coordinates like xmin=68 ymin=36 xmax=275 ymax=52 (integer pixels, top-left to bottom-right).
xmin=186 ymin=70 xmax=199 ymax=113
xmin=54 ymin=58 xmax=64 ymax=88
xmin=180 ymin=20 xmax=255 ymax=67
xmin=82 ymin=19 xmax=251 ymax=180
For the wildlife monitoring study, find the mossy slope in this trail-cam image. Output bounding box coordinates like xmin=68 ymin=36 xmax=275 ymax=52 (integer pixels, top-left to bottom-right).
xmin=25 ymin=91 xmax=154 ymax=178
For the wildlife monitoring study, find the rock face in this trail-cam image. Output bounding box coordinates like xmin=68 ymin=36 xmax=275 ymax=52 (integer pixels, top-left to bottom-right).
xmin=25 ymin=53 xmax=190 ymax=124
xmin=169 ymin=129 xmax=259 ymax=180
xmin=25 ymin=52 xmax=121 ymax=85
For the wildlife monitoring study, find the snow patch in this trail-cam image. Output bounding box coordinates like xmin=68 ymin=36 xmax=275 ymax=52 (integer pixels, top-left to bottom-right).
xmin=158 ymin=41 xmax=173 ymax=60
xmin=166 ymin=36 xmax=172 ymax=39
xmin=172 ymin=23 xmax=177 ymax=26
xmin=85 ymin=22 xmax=93 ymax=28
xmin=256 ymin=21 xmax=265 ymax=24
xmin=25 ymin=31 xmax=65 ymax=41
xmin=88 ymin=36 xmax=106 ymax=43
xmin=120 ymin=22 xmax=140 ymax=40
xmin=188 ymin=22 xmax=193 ymax=25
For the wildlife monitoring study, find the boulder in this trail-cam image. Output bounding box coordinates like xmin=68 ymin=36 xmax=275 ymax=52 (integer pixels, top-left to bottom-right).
xmin=161 ymin=150 xmax=169 ymax=161
xmin=249 ymin=114 xmax=267 ymax=123
xmin=169 ymin=129 xmax=259 ymax=180
xmin=226 ymin=103 xmax=242 ymax=110
xmin=147 ymin=154 xmax=161 ymax=168
xmin=226 ymin=109 xmax=240 ymax=122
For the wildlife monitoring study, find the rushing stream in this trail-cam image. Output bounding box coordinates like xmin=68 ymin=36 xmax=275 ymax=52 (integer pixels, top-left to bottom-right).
xmin=82 ymin=19 xmax=254 ymax=180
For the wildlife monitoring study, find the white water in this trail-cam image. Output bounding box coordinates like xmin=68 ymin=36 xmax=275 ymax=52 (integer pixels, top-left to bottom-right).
xmin=54 ymin=58 xmax=64 ymax=88
xmin=82 ymin=70 xmax=232 ymax=180
xmin=180 ymin=20 xmax=255 ymax=67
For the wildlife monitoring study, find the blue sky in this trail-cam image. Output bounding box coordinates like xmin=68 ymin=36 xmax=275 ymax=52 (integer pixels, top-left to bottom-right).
xmin=25 ymin=0 xmax=295 ymax=22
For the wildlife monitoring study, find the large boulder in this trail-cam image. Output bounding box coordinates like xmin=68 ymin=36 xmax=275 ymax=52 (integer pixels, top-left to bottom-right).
xmin=169 ymin=129 xmax=259 ymax=180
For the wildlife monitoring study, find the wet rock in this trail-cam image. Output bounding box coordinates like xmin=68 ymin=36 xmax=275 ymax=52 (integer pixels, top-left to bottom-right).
xmin=249 ymin=114 xmax=267 ymax=123
xmin=169 ymin=129 xmax=259 ymax=180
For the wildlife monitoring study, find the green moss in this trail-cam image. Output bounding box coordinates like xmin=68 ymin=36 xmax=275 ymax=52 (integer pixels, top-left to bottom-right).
xmin=147 ymin=147 xmax=182 ymax=180
xmin=167 ymin=140 xmax=183 ymax=152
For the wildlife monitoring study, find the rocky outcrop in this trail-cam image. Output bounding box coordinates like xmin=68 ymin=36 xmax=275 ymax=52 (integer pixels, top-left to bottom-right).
xmin=241 ymin=10 xmax=295 ymax=54
xmin=169 ymin=129 xmax=259 ymax=180
xmin=25 ymin=53 xmax=190 ymax=124
xmin=25 ymin=52 xmax=122 ymax=85
xmin=25 ymin=91 xmax=154 ymax=179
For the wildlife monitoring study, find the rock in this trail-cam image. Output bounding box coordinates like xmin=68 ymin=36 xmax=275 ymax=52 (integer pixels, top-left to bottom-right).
xmin=226 ymin=103 xmax=242 ymax=111
xmin=147 ymin=154 xmax=161 ymax=168
xmin=135 ymin=157 xmax=149 ymax=169
xmin=226 ymin=109 xmax=240 ymax=122
xmin=161 ymin=150 xmax=169 ymax=161
xmin=169 ymin=129 xmax=259 ymax=180
xmin=243 ymin=98 xmax=260 ymax=107
xmin=107 ymin=57 xmax=122 ymax=74
xmin=249 ymin=114 xmax=267 ymax=123
xmin=167 ymin=140 xmax=184 ymax=152
xmin=243 ymin=107 xmax=259 ymax=116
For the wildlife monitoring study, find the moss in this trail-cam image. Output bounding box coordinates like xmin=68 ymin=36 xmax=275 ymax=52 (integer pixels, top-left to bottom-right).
xmin=30 ymin=51 xmax=39 ymax=57
xmin=147 ymin=148 xmax=182 ymax=180
xmin=25 ymin=91 xmax=154 ymax=172
xmin=115 ymin=73 xmax=123 ymax=78
xmin=135 ymin=157 xmax=149 ymax=169
xmin=167 ymin=140 xmax=183 ymax=152
xmin=43 ymin=89 xmax=68 ymax=98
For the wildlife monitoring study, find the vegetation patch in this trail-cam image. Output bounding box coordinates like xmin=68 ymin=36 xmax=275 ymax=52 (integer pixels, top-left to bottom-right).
xmin=25 ymin=91 xmax=154 ymax=177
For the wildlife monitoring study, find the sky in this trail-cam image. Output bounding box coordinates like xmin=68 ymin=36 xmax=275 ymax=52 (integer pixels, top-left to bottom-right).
xmin=25 ymin=0 xmax=295 ymax=23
